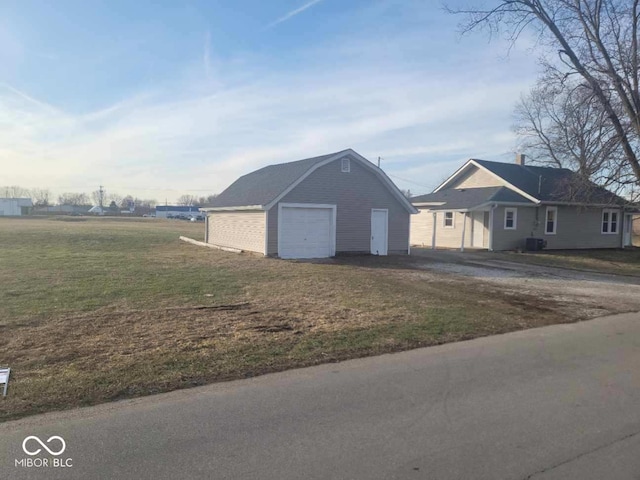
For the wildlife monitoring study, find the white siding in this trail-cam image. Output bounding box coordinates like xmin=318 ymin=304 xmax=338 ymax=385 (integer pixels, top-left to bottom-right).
xmin=410 ymin=209 xmax=473 ymax=248
xmin=207 ymin=210 xmax=266 ymax=254
xmin=449 ymin=166 xmax=503 ymax=189
xmin=0 ymin=199 xmax=31 ymax=216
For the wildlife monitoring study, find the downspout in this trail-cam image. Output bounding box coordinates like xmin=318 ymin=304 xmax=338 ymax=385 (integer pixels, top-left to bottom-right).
xmin=431 ymin=212 xmax=437 ymax=250
xmin=488 ymin=204 xmax=497 ymax=251
xmin=460 ymin=212 xmax=467 ymax=252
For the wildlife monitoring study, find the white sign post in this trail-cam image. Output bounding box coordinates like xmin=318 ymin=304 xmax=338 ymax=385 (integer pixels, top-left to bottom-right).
xmin=0 ymin=368 xmax=10 ymax=397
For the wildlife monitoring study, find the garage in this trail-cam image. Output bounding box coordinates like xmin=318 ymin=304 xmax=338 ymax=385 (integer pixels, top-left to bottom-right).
xmin=201 ymin=149 xmax=416 ymax=257
xmin=278 ymin=204 xmax=336 ymax=259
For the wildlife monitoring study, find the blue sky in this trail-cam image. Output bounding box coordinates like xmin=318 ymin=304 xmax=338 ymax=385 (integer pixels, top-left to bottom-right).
xmin=0 ymin=0 xmax=540 ymax=202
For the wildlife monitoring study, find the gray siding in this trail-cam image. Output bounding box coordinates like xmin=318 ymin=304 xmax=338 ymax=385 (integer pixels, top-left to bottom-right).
xmin=267 ymin=158 xmax=410 ymax=255
xmin=207 ymin=210 xmax=266 ymax=254
xmin=491 ymin=205 xmax=623 ymax=250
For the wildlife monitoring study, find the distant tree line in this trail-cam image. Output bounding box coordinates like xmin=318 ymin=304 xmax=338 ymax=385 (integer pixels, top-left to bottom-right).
xmin=175 ymin=194 xmax=218 ymax=207
xmin=2 ymin=185 xmax=219 ymax=212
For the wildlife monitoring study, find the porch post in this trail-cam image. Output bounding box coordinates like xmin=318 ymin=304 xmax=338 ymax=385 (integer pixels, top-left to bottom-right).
xmin=461 ymin=212 xmax=467 ymax=252
xmin=488 ymin=204 xmax=495 ymax=251
xmin=431 ymin=212 xmax=437 ymax=250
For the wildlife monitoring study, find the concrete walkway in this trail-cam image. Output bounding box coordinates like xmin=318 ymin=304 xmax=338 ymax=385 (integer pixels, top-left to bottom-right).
xmin=2 ymin=312 xmax=640 ymax=479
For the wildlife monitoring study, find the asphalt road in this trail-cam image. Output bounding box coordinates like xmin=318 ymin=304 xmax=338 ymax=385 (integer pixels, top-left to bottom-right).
xmin=2 ymin=312 xmax=640 ymax=480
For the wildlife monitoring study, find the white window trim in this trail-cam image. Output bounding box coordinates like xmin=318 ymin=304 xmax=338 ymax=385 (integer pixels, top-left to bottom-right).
xmin=443 ymin=211 xmax=455 ymax=229
xmin=504 ymin=207 xmax=517 ymax=230
xmin=341 ymin=158 xmax=350 ymax=173
xmin=545 ymin=206 xmax=557 ymax=235
xmin=602 ymin=209 xmax=620 ymax=235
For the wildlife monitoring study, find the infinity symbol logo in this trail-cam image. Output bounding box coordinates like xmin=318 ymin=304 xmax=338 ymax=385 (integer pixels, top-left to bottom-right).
xmin=22 ymin=436 xmax=66 ymax=456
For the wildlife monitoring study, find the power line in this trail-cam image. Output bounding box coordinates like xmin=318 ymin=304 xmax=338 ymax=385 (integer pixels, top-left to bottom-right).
xmin=385 ymin=173 xmax=434 ymax=190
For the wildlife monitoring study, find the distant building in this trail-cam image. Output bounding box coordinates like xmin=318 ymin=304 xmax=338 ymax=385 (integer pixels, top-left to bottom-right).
xmin=0 ymin=198 xmax=33 ymax=216
xmin=33 ymin=205 xmax=91 ymax=215
xmin=155 ymin=206 xmax=201 ymax=218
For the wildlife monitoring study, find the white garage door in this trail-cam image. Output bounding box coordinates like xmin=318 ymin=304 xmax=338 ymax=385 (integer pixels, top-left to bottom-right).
xmin=279 ymin=205 xmax=334 ymax=259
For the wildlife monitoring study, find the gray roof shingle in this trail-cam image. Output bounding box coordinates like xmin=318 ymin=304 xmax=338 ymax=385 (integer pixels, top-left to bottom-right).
xmin=411 ymin=186 xmax=533 ymax=210
xmin=209 ymin=150 xmax=349 ymax=208
xmin=472 ymin=159 xmax=624 ymax=204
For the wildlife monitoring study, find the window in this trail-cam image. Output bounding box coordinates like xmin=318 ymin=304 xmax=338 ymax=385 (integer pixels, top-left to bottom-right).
xmin=602 ymin=209 xmax=619 ymax=234
xmin=545 ymin=207 xmax=557 ymax=235
xmin=443 ymin=211 xmax=454 ymax=228
xmin=504 ymin=208 xmax=517 ymax=230
xmin=341 ymin=158 xmax=350 ymax=173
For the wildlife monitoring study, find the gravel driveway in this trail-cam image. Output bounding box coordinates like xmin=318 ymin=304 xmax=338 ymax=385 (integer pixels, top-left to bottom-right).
xmin=410 ymin=248 xmax=640 ymax=318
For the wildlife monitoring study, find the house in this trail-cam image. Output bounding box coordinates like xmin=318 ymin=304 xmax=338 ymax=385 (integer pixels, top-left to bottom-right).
xmin=156 ymin=206 xmax=201 ymax=218
xmin=200 ymin=149 xmax=417 ymax=258
xmin=0 ymin=198 xmax=33 ymax=216
xmin=410 ymin=154 xmax=633 ymax=251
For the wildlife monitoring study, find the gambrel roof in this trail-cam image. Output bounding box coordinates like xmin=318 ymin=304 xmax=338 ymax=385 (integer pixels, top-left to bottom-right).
xmin=204 ymin=149 xmax=417 ymax=213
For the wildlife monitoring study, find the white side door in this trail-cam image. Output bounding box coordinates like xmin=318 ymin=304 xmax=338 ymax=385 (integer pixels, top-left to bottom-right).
xmin=472 ymin=211 xmax=484 ymax=247
xmin=624 ymin=214 xmax=633 ymax=247
xmin=371 ymin=209 xmax=388 ymax=255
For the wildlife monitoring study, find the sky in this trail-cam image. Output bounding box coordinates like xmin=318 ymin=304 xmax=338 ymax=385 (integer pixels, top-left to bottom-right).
xmin=0 ymin=0 xmax=541 ymax=203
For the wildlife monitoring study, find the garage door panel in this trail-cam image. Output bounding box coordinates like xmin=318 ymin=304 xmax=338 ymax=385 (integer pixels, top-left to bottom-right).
xmin=279 ymin=206 xmax=334 ymax=259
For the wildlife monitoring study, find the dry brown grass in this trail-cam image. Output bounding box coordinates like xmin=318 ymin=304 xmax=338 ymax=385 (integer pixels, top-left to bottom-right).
xmin=0 ymin=217 xmax=615 ymax=421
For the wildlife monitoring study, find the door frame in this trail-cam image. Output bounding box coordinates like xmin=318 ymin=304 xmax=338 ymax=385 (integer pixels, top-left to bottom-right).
xmin=371 ymin=209 xmax=389 ymax=255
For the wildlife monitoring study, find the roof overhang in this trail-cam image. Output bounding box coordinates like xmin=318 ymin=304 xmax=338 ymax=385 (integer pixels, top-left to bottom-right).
xmin=413 ymin=202 xmax=446 ymax=208
xmin=539 ymin=201 xmax=624 ymax=207
xmin=200 ymin=205 xmax=265 ymax=212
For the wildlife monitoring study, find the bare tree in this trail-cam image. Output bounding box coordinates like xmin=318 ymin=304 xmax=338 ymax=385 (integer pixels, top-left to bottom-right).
xmin=447 ymin=0 xmax=640 ymax=185
xmin=1 ymin=185 xmax=31 ymax=198
xmin=176 ymin=194 xmax=198 ymax=206
xmin=58 ymin=192 xmax=90 ymax=205
xmin=196 ymin=194 xmax=219 ymax=206
xmin=91 ymin=187 xmax=105 ymax=207
xmin=514 ymin=76 xmax=628 ymax=189
xmin=30 ymin=188 xmax=52 ymax=207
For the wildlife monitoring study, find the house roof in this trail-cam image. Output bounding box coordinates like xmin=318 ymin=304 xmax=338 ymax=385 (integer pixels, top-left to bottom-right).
xmin=412 ymin=186 xmax=534 ymax=210
xmin=209 ymin=151 xmax=343 ymax=208
xmin=0 ymin=198 xmax=33 ymax=206
xmin=205 ymin=149 xmax=417 ymax=213
xmin=434 ymin=159 xmax=626 ymax=206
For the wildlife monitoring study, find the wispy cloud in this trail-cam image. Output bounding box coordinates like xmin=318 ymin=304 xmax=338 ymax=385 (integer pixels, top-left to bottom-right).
xmin=265 ymin=0 xmax=325 ymax=29
xmin=0 ymin=3 xmax=539 ymax=201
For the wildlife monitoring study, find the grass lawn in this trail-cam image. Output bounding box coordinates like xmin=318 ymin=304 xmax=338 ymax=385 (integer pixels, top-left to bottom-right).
xmin=0 ymin=217 xmax=600 ymax=421
xmin=493 ymin=248 xmax=640 ymax=276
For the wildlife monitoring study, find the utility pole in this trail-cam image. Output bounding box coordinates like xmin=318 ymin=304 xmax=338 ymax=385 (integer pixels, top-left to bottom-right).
xmin=377 ymin=156 xmax=381 ymax=168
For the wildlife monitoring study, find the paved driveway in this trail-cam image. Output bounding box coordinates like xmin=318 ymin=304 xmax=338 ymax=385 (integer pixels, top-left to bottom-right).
xmin=2 ymin=312 xmax=640 ymax=479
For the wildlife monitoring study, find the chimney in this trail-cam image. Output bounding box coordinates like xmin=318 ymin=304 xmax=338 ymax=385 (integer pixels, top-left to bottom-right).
xmin=515 ymin=153 xmax=526 ymax=166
